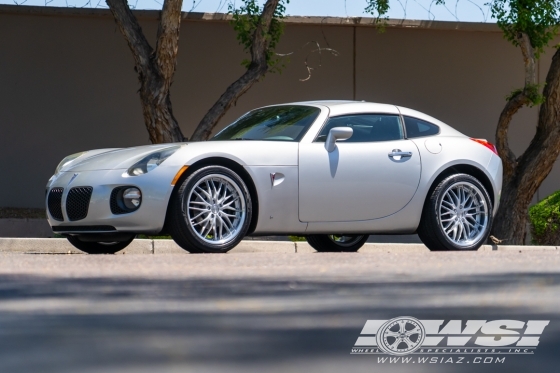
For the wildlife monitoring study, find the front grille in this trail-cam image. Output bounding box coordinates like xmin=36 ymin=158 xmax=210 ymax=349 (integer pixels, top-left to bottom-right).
xmin=110 ymin=186 xmax=129 ymax=215
xmin=66 ymin=187 xmax=93 ymax=221
xmin=52 ymin=225 xmax=116 ymax=232
xmin=47 ymin=188 xmax=64 ymax=221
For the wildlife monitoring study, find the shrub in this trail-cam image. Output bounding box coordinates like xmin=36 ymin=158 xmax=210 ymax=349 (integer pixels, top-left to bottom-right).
xmin=529 ymin=190 xmax=560 ymax=245
xmin=289 ymin=236 xmax=307 ymax=242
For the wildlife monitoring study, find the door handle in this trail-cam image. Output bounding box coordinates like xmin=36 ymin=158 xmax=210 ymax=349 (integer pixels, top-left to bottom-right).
xmin=388 ymin=149 xmax=412 ymax=159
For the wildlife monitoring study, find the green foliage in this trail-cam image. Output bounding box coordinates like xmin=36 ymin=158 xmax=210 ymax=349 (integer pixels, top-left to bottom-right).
xmin=529 ymin=190 xmax=560 ymax=244
xmin=506 ymin=83 xmax=545 ymax=106
xmin=490 ymin=0 xmax=560 ymax=58
xmin=365 ymin=0 xmax=390 ymax=26
xmin=437 ymin=1 xmax=560 ymax=58
xmin=137 ymin=234 xmax=172 ymax=239
xmin=229 ymin=0 xmax=290 ymax=73
xmin=289 ymin=235 xmax=307 ymax=242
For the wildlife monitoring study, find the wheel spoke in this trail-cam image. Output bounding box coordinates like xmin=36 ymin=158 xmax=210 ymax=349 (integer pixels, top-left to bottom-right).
xmin=401 ymin=337 xmax=413 ymax=348
xmin=189 ymin=210 xmax=207 ymax=221
xmin=217 ymin=215 xmax=232 ymax=236
xmin=193 ymin=189 xmax=210 ymax=203
xmin=189 ymin=207 xmax=209 ymax=212
xmin=463 ymin=220 xmax=471 ymax=238
xmin=388 ymin=337 xmax=402 ymax=348
xmin=222 ymin=197 xmax=240 ymax=208
xmin=405 ymin=327 xmax=420 ymax=336
xmin=442 ymin=199 xmax=455 ymax=209
xmin=192 ymin=214 xmax=211 ymax=227
xmin=398 ymin=320 xmax=406 ymax=333
xmin=212 ymin=217 xmax=217 ymax=240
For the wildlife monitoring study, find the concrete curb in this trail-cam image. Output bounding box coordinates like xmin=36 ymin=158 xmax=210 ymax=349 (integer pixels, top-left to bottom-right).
xmin=0 ymin=238 xmax=558 ymax=254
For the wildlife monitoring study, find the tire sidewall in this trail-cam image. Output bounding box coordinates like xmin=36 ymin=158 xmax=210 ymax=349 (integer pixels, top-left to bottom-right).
xmin=432 ymin=174 xmax=493 ymax=251
xmin=178 ymin=166 xmax=252 ymax=253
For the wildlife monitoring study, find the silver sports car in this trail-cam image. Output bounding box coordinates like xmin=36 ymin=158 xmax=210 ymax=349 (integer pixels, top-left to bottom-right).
xmin=46 ymin=101 xmax=502 ymax=254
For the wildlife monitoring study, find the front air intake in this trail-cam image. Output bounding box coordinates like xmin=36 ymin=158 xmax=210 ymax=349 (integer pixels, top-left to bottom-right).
xmin=66 ymin=187 xmax=93 ymax=221
xmin=47 ymin=187 xmax=64 ymax=221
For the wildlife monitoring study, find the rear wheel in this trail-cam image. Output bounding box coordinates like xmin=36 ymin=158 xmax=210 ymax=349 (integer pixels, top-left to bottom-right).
xmin=306 ymin=234 xmax=369 ymax=252
xmin=418 ymin=173 xmax=492 ymax=251
xmin=66 ymin=235 xmax=134 ymax=254
xmin=168 ymin=166 xmax=252 ymax=253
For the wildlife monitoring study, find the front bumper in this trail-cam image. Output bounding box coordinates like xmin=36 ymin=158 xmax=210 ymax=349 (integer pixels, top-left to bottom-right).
xmin=46 ymin=168 xmax=175 ymax=234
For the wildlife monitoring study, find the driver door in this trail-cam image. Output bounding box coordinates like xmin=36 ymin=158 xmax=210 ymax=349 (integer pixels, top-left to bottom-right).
xmin=298 ymin=113 xmax=421 ymax=222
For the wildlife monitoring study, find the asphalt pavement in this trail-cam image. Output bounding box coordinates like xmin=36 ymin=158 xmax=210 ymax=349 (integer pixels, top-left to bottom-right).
xmin=0 ymin=248 xmax=559 ymax=373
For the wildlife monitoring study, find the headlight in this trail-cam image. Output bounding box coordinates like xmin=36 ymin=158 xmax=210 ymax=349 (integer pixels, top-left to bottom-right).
xmin=54 ymin=151 xmax=87 ymax=175
xmin=127 ymin=146 xmax=181 ymax=176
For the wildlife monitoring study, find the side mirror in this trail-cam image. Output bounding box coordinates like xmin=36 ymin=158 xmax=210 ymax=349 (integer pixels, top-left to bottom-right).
xmin=325 ymin=127 xmax=353 ymax=152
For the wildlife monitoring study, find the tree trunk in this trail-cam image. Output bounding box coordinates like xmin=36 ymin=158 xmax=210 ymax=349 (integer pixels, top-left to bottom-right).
xmin=190 ymin=0 xmax=280 ymax=141
xmin=107 ymin=0 xmax=186 ymax=143
xmin=491 ymin=35 xmax=560 ymax=244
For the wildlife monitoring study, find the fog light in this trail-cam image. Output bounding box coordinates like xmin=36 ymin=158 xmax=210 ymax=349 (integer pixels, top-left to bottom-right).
xmin=122 ymin=187 xmax=142 ymax=210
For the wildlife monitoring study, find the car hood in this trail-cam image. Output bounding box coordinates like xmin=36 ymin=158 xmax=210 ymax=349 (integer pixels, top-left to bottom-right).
xmin=63 ymin=144 xmax=185 ymax=172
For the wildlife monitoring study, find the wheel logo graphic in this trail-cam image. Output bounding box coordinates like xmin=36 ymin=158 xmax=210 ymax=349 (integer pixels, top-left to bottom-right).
xmin=376 ymin=317 xmax=426 ymax=356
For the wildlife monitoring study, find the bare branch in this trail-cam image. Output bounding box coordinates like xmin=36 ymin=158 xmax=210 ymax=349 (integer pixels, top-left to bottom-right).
xmin=411 ymin=0 xmax=436 ymax=20
xmin=298 ymin=42 xmax=340 ymax=82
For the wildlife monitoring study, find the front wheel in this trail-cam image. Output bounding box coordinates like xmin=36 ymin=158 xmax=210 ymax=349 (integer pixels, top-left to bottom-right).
xmin=418 ymin=173 xmax=492 ymax=251
xmin=167 ymin=166 xmax=252 ymax=253
xmin=306 ymin=234 xmax=369 ymax=252
xmin=67 ymin=235 xmax=134 ymax=254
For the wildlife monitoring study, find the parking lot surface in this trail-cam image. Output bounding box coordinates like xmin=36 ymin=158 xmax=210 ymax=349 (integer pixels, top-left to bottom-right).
xmin=0 ymin=248 xmax=558 ymax=373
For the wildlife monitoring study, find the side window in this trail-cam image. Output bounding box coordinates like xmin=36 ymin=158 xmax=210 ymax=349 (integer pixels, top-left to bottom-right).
xmin=316 ymin=114 xmax=403 ymax=143
xmin=403 ymin=116 xmax=440 ymax=138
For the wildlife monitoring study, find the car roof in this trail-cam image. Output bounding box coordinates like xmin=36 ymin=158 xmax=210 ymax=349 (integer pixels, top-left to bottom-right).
xmin=279 ymin=100 xmax=465 ymax=137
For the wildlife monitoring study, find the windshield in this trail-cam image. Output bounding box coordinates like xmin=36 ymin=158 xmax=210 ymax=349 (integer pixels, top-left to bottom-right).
xmin=212 ymin=105 xmax=321 ymax=142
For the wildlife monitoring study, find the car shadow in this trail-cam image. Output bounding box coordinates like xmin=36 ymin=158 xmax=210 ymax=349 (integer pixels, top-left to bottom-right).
xmin=0 ymin=272 xmax=558 ymax=373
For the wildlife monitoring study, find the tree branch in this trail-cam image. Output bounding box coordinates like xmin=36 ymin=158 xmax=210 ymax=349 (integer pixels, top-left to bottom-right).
xmin=495 ymin=32 xmax=537 ymax=182
xmin=155 ymin=0 xmax=184 ymax=87
xmin=250 ymin=0 xmax=280 ymax=66
xmin=191 ymin=0 xmax=281 ymax=141
xmin=516 ymin=46 xmax=560 ymax=186
xmin=495 ymin=92 xmax=528 ymax=180
xmin=518 ymin=32 xmax=537 ymax=87
xmin=106 ymin=0 xmax=153 ymax=75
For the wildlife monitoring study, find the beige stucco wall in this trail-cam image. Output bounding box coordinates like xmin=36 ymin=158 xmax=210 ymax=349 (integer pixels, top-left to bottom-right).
xmin=0 ymin=5 xmax=558 ymax=208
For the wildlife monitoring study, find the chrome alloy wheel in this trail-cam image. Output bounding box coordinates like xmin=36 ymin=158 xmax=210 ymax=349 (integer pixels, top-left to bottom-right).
xmin=328 ymin=235 xmax=365 ymax=247
xmin=438 ymin=181 xmax=489 ymax=247
xmin=184 ymin=174 xmax=246 ymax=245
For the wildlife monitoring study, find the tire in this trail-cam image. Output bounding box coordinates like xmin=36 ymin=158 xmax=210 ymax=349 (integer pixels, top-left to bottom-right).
xmin=306 ymin=234 xmax=369 ymax=252
xmin=167 ymin=165 xmax=252 ymax=253
xmin=418 ymin=173 xmax=492 ymax=251
xmin=67 ymin=235 xmax=134 ymax=254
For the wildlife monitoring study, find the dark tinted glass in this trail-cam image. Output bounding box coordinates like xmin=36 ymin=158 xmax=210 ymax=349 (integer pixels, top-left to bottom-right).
xmin=316 ymin=114 xmax=403 ymax=142
xmin=212 ymin=105 xmax=320 ymax=142
xmin=403 ymin=116 xmax=440 ymax=138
